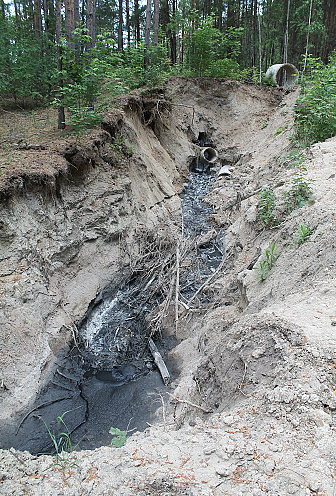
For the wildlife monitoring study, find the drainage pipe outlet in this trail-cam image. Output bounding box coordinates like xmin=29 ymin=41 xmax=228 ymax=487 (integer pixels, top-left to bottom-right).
xmin=264 ymin=63 xmax=299 ymax=88
xmin=200 ymin=147 xmax=218 ymax=164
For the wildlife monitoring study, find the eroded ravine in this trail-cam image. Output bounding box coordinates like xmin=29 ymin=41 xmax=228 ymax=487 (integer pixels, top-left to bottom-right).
xmin=0 ymin=78 xmax=286 ymax=455
xmin=4 ymin=155 xmax=226 ymax=454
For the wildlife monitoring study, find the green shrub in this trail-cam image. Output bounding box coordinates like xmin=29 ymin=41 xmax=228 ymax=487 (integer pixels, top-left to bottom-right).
xmin=293 ymin=224 xmax=311 ymax=247
xmin=283 ymin=151 xmax=314 ymax=211
xmin=258 ymin=187 xmax=278 ymax=227
xmin=295 ymin=55 xmax=336 ymax=144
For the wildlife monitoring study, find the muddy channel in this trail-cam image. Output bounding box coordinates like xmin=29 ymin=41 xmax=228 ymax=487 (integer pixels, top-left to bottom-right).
xmin=2 ymin=165 xmax=224 ymax=455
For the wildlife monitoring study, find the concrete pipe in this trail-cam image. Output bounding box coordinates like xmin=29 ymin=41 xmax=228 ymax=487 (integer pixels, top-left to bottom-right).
xmin=264 ymin=63 xmax=299 ymax=88
xmin=200 ymin=147 xmax=218 ymax=164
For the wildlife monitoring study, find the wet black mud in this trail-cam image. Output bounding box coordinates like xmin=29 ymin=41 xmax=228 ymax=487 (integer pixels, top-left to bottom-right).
xmin=0 ymin=166 xmax=223 ymax=455
xmin=179 ymin=169 xmax=224 ymax=301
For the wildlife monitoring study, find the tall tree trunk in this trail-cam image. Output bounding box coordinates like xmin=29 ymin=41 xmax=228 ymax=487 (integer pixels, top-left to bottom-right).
xmin=22 ymin=0 xmax=28 ymax=20
xmin=171 ymin=0 xmax=176 ymax=64
xmin=48 ymin=0 xmax=55 ymax=37
xmin=283 ymin=0 xmax=290 ymax=63
xmin=1 ymin=0 xmax=5 ymax=19
xmin=152 ymin=0 xmax=159 ymax=47
xmin=74 ymin=0 xmax=79 ymax=28
xmin=144 ymin=0 xmax=151 ymax=70
xmin=302 ymin=0 xmax=313 ymax=75
xmin=14 ymin=0 xmax=20 ymax=29
xmin=43 ymin=0 xmax=49 ymax=38
xmin=34 ymin=0 xmax=42 ymax=37
xmin=126 ymin=0 xmax=130 ymax=45
xmin=118 ymin=0 xmax=123 ymax=51
xmin=65 ymin=0 xmax=74 ymax=43
xmin=81 ymin=0 xmax=85 ymax=26
xmin=227 ymin=0 xmax=235 ymax=27
xmin=87 ymin=0 xmax=96 ymax=47
xmin=56 ymin=0 xmax=65 ymax=128
xmin=134 ymin=0 xmax=140 ymax=44
xmin=322 ymin=0 xmax=335 ymax=62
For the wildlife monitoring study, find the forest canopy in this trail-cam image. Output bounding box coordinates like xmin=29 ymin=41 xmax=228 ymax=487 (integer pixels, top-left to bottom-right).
xmin=0 ymin=0 xmax=335 ymax=137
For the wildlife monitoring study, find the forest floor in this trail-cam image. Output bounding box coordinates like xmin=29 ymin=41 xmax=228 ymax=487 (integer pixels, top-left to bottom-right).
xmin=0 ymin=78 xmax=336 ymax=495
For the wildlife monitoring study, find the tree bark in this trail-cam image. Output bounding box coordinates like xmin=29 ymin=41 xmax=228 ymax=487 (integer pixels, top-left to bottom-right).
xmin=87 ymin=0 xmax=96 ymax=48
xmin=283 ymin=0 xmax=290 ymax=63
xmin=42 ymin=0 xmax=48 ymax=36
xmin=170 ymin=0 xmax=176 ymax=64
xmin=81 ymin=0 xmax=85 ymax=26
xmin=34 ymin=0 xmax=42 ymax=37
xmin=126 ymin=0 xmax=130 ymax=45
xmin=48 ymin=0 xmax=55 ymax=37
xmin=1 ymin=0 xmax=5 ymax=19
xmin=74 ymin=0 xmax=79 ymax=29
xmin=144 ymin=0 xmax=151 ymax=70
xmin=134 ymin=0 xmax=140 ymax=44
xmin=56 ymin=0 xmax=65 ymax=129
xmin=13 ymin=0 xmax=20 ymax=29
xmin=302 ymin=0 xmax=313 ymax=75
xmin=152 ymin=0 xmax=159 ymax=47
xmin=118 ymin=0 xmax=123 ymax=51
xmin=65 ymin=0 xmax=74 ymax=43
xmin=322 ymin=0 xmax=335 ymax=62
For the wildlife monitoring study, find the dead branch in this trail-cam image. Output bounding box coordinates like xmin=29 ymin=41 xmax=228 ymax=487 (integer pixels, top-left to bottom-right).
xmin=148 ymin=338 xmax=170 ymax=385
xmin=222 ymin=188 xmax=262 ymax=212
xmin=15 ymin=396 xmax=73 ymax=435
xmin=167 ymin=392 xmax=213 ymax=414
xmin=187 ymin=257 xmax=226 ymax=307
xmin=50 ymin=381 xmax=76 ymax=392
xmin=175 ymin=245 xmax=180 ymax=334
xmin=56 ymin=369 xmax=78 ymax=382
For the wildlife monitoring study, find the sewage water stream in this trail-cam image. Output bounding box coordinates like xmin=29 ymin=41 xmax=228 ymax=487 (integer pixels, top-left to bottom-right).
xmin=3 ymin=164 xmax=224 ymax=455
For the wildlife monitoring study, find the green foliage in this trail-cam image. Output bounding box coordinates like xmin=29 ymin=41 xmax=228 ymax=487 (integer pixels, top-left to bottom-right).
xmin=274 ymin=125 xmax=288 ymax=137
xmin=253 ymin=242 xmax=281 ymax=282
xmin=237 ymin=67 xmax=264 ymax=84
xmin=293 ymin=224 xmax=311 ymax=247
xmin=295 ymin=55 xmax=336 ymax=144
xmin=264 ymin=242 xmax=281 ymax=269
xmin=41 ymin=407 xmax=82 ymax=469
xmin=0 ymin=17 xmax=55 ymax=105
xmin=283 ymin=151 xmax=314 ymax=211
xmin=258 ymin=187 xmax=278 ymax=227
xmin=185 ymin=16 xmax=243 ymax=78
xmin=253 ymin=259 xmax=269 ymax=282
xmin=109 ymin=427 xmax=127 ymax=447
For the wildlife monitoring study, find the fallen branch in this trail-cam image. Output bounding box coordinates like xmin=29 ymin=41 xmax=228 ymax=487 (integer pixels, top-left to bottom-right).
xmin=222 ymin=188 xmax=262 ymax=212
xmin=50 ymin=381 xmax=76 ymax=392
xmin=15 ymin=396 xmax=72 ymax=435
xmin=148 ymin=338 xmax=170 ymax=385
xmin=56 ymin=369 xmax=78 ymax=382
xmin=232 ymin=358 xmax=248 ymax=396
xmin=187 ymin=258 xmax=226 ymax=307
xmin=167 ymin=392 xmax=213 ymax=414
xmin=175 ymin=245 xmax=180 ymax=334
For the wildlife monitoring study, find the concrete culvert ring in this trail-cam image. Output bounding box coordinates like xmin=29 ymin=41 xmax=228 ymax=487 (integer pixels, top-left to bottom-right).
xmin=265 ymin=63 xmax=298 ymax=88
xmin=200 ymin=147 xmax=218 ymax=163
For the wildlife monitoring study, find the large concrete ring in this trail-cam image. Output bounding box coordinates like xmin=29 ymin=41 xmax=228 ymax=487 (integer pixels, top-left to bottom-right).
xmin=265 ymin=63 xmax=299 ymax=88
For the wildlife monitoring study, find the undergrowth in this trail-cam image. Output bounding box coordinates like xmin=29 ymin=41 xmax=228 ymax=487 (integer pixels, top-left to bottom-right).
xmin=295 ymin=54 xmax=336 ymax=145
xmin=254 ymin=242 xmax=281 ymax=282
xmin=41 ymin=407 xmax=82 ymax=471
xmin=257 ymin=187 xmax=278 ymax=227
xmin=283 ymin=150 xmax=314 ymax=211
xmin=293 ymin=224 xmax=311 ymax=247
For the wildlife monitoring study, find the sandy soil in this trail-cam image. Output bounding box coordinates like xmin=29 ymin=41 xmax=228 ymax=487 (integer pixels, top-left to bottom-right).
xmin=1 ymin=78 xmax=336 ymax=495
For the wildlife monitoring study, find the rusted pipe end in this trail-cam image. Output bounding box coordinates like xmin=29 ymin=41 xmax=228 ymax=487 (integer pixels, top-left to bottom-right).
xmin=200 ymin=147 xmax=218 ymax=164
